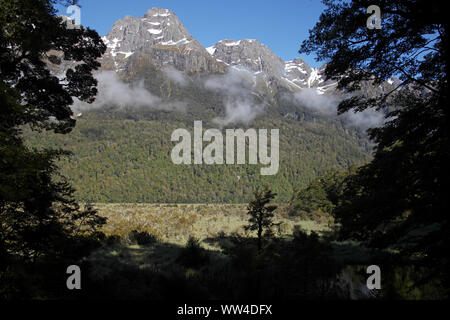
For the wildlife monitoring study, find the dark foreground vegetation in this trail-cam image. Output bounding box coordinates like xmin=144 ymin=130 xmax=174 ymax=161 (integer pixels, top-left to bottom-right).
xmin=2 ymin=222 xmax=446 ymax=299
xmin=1 ymin=0 xmax=449 ymax=300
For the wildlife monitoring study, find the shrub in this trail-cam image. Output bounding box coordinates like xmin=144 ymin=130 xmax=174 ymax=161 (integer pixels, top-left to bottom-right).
xmin=176 ymin=236 xmax=209 ymax=268
xmin=128 ymin=230 xmax=158 ymax=245
xmin=104 ymin=235 xmax=122 ymax=246
xmin=291 ymin=208 xmax=332 ymax=224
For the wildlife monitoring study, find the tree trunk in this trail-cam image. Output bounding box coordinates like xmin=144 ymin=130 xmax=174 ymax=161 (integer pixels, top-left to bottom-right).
xmin=257 ymin=224 xmax=262 ymax=252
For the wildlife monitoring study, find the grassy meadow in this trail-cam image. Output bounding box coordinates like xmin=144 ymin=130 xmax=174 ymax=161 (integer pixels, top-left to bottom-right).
xmin=81 ymin=203 xmax=360 ymax=300
xmin=94 ymin=203 xmax=330 ymax=249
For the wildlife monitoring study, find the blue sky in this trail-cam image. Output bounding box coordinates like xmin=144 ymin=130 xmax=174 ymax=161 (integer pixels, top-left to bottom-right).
xmin=56 ymin=0 xmax=327 ymax=67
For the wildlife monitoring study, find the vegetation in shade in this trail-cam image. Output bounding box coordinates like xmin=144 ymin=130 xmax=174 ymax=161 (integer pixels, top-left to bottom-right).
xmin=300 ymin=0 xmax=450 ymax=292
xmin=68 ymin=201 xmax=446 ymax=300
xmin=0 ymin=0 xmax=106 ymax=298
xmin=288 ymin=169 xmax=352 ymax=223
xmin=245 ymin=188 xmax=279 ymax=251
xmin=92 ymin=203 xmax=328 ymax=248
xmin=176 ymin=236 xmax=210 ymax=268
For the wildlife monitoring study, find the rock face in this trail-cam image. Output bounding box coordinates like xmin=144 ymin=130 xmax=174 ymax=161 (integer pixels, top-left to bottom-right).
xmin=98 ymin=8 xmax=341 ymax=93
xmin=99 ymin=8 xmax=226 ymax=74
xmin=284 ymin=58 xmax=314 ymax=87
xmin=210 ymin=39 xmax=285 ymax=76
xmin=207 ymin=40 xmax=340 ymax=93
xmin=207 ymin=39 xmax=298 ymax=93
xmin=52 ymin=7 xmax=399 ymax=108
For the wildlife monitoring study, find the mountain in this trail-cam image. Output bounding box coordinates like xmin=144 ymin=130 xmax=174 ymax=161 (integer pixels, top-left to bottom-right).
xmin=95 ymin=8 xmax=397 ymax=97
xmin=28 ymin=8 xmax=386 ymax=203
xmin=99 ymin=8 xmax=225 ymax=74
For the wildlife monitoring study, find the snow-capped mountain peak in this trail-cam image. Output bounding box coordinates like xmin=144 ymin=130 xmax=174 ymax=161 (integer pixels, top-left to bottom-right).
xmin=98 ymin=8 xmax=227 ymax=73
xmin=93 ymin=8 xmax=395 ymax=99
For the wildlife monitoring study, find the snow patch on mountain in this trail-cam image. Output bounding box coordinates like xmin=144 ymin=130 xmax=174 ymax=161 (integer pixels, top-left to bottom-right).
xmin=160 ymin=38 xmax=190 ymax=46
xmin=307 ymin=68 xmax=320 ymax=88
xmin=148 ymin=28 xmax=162 ymax=34
xmin=206 ymin=46 xmax=216 ymax=55
xmin=285 ymin=61 xmax=307 ymax=74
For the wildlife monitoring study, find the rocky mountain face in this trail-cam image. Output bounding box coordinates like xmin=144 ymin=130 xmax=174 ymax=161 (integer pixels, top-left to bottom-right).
xmin=99 ymin=8 xmax=226 ymax=74
xmin=209 ymin=39 xmax=284 ymax=77
xmin=42 ymin=6 xmax=404 ymax=126
xmin=95 ymin=8 xmax=398 ymax=100
xmin=95 ymin=8 xmax=335 ymax=91
xmin=44 ymin=7 xmax=401 ymax=111
xmin=207 ymin=40 xmax=334 ymax=93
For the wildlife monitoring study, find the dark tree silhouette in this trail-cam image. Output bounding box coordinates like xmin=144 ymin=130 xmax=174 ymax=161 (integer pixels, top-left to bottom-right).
xmin=245 ymin=188 xmax=278 ymax=252
xmin=300 ymin=0 xmax=449 ymax=288
xmin=0 ymin=0 xmax=106 ymax=268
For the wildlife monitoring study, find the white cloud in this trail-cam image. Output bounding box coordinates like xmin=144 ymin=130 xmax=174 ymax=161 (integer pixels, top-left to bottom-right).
xmin=204 ymin=67 xmax=265 ymax=126
xmin=293 ymin=88 xmax=386 ymax=129
xmin=71 ymin=71 xmax=186 ymax=112
xmin=162 ymin=67 xmax=188 ymax=86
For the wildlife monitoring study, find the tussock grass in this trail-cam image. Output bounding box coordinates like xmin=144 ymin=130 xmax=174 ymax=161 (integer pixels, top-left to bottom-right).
xmin=94 ymin=203 xmax=329 ymax=249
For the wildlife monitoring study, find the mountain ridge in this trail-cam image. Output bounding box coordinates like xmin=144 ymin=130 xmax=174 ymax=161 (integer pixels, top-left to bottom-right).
xmin=97 ymin=7 xmax=330 ymax=91
xmin=92 ymin=7 xmax=400 ymax=106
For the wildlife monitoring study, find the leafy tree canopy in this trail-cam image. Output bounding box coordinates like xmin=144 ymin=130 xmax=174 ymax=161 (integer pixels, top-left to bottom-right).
xmin=289 ymin=169 xmax=350 ymax=221
xmin=300 ymin=0 xmax=449 ymax=285
xmin=245 ymin=187 xmax=278 ymax=251
xmin=0 ymin=0 xmax=106 ymax=134
xmin=0 ymin=0 xmax=106 ymax=265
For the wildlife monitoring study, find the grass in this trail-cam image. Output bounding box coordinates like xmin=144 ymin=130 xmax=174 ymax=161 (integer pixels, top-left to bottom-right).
xmin=86 ymin=203 xmax=331 ymax=285
xmin=93 ymin=203 xmax=330 ymax=250
xmin=77 ymin=204 xmax=444 ymax=300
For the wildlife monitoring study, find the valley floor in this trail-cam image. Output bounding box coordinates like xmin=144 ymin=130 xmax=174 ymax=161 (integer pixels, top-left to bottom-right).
xmin=70 ymin=203 xmax=442 ymax=300
xmin=94 ymin=203 xmax=329 ymax=249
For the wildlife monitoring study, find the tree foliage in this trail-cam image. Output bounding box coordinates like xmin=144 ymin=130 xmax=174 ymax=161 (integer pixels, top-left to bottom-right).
xmin=0 ymin=0 xmax=106 ymax=267
xmin=300 ymin=0 xmax=449 ymax=287
xmin=289 ymin=169 xmax=350 ymax=222
xmin=245 ymin=188 xmax=278 ymax=251
xmin=23 ymin=116 xmax=372 ymax=203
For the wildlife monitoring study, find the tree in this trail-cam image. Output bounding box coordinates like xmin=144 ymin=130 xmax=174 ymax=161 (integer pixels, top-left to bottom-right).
xmin=0 ymin=0 xmax=106 ymax=267
xmin=245 ymin=188 xmax=278 ymax=252
xmin=300 ymin=0 xmax=449 ymax=288
xmin=288 ymin=169 xmax=350 ymax=222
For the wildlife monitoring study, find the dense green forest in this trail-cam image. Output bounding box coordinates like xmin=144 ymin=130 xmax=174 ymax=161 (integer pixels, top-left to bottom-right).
xmin=23 ymin=113 xmax=371 ymax=203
